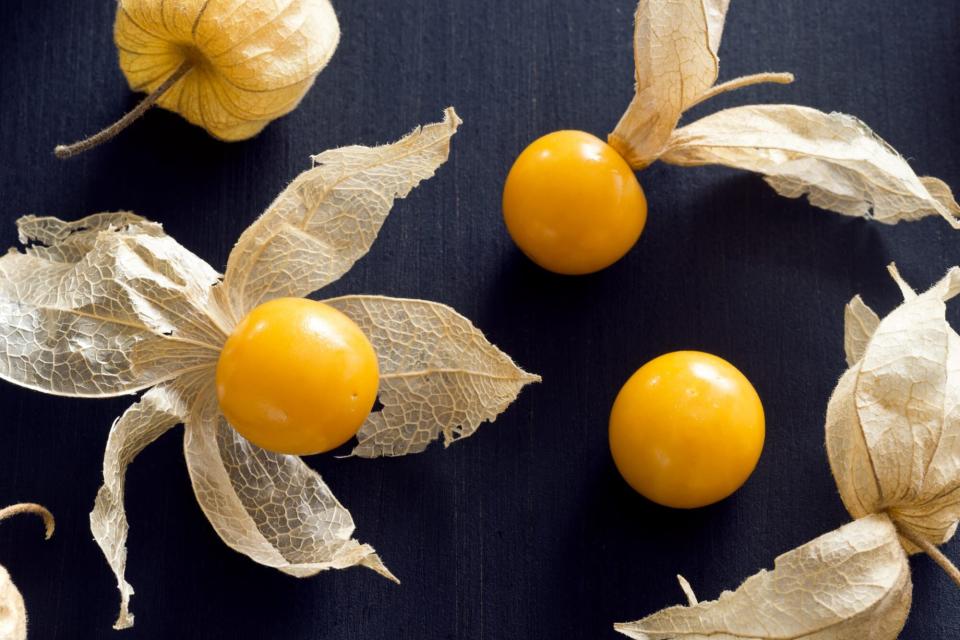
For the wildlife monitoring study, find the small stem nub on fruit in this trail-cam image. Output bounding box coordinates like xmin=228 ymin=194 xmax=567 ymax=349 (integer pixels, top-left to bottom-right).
xmin=0 ymin=503 xmax=55 ymax=539
xmin=54 ymin=61 xmax=194 ymax=159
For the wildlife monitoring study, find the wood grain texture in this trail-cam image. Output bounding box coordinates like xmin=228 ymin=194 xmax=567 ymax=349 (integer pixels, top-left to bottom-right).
xmin=1 ymin=0 xmax=959 ymax=637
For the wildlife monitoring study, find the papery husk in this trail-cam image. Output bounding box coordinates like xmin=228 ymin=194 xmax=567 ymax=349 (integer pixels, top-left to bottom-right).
xmin=607 ymin=0 xmax=727 ymax=167
xmin=116 ymin=0 xmax=340 ymax=141
xmin=0 ymin=212 xmax=226 ymax=398
xmin=1 ymin=109 xmax=539 ymax=629
xmin=326 ymin=296 xmax=541 ymax=457
xmin=0 ymin=504 xmax=55 ymax=640
xmin=615 ymin=515 xmax=912 ymax=640
xmin=0 ymin=564 xmax=26 ymax=640
xmin=827 ymin=265 xmax=960 ymax=551
xmin=609 ymin=0 xmax=958 ymax=227
xmin=56 ymin=0 xmax=341 ymax=157
xmin=660 ymin=106 xmax=960 ymax=227
xmin=221 ymin=108 xmax=462 ymax=322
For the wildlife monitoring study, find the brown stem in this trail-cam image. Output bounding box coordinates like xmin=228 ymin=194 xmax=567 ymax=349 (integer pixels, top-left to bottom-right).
xmin=0 ymin=503 xmax=55 ymax=539
xmin=55 ymin=61 xmax=194 ymax=159
xmin=896 ymin=523 xmax=960 ymax=588
xmin=684 ymin=72 xmax=796 ymax=112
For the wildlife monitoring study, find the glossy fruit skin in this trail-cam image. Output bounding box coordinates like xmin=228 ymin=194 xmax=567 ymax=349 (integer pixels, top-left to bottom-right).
xmin=609 ymin=351 xmax=765 ymax=509
xmin=216 ymin=298 xmax=379 ymax=456
xmin=502 ymin=130 xmax=647 ymax=275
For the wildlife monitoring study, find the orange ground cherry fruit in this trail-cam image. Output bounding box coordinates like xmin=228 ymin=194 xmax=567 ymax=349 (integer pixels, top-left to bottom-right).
xmin=502 ymin=130 xmax=647 ymax=275
xmin=609 ymin=351 xmax=765 ymax=509
xmin=216 ymin=298 xmax=380 ymax=456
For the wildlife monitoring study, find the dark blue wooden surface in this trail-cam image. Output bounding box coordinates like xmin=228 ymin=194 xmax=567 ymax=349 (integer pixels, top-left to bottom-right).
xmin=1 ymin=1 xmax=959 ymax=638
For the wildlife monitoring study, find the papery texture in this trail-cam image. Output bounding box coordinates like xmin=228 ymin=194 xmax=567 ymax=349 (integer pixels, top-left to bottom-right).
xmin=0 ymin=111 xmax=543 ymax=631
xmin=660 ymin=105 xmax=960 ymax=226
xmin=843 ymin=295 xmax=880 ymax=367
xmin=0 ymin=565 xmax=26 ymax=640
xmin=221 ymin=108 xmax=461 ymax=322
xmin=0 ymin=504 xmax=54 ymax=640
xmin=326 ymin=296 xmax=540 ymax=457
xmin=183 ymin=394 xmax=395 ymax=581
xmin=702 ymin=0 xmax=731 ymax=54
xmin=90 ymin=381 xmax=202 ymax=630
xmin=0 ymin=213 xmax=227 ymax=397
xmin=115 ymin=0 xmax=340 ymax=140
xmin=827 ymin=266 xmax=960 ymax=549
xmin=608 ymin=0 xmax=725 ymax=167
xmin=615 ymin=515 xmax=912 ymax=640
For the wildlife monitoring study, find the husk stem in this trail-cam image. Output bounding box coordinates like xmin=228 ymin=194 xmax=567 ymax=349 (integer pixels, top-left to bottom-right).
xmin=54 ymin=61 xmax=194 ymax=159
xmin=683 ymin=72 xmax=795 ymax=112
xmin=895 ymin=520 xmax=960 ymax=589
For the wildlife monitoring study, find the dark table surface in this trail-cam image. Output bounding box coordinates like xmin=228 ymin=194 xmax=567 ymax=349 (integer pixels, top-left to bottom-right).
xmin=2 ymin=0 xmax=959 ymax=638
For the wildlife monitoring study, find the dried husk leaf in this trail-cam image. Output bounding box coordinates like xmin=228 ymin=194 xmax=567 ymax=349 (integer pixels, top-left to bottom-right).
xmin=827 ymin=266 xmax=960 ymax=549
xmin=608 ymin=0 xmax=957 ymax=227
xmin=0 ymin=504 xmax=55 ymax=640
xmin=608 ymin=0 xmax=726 ymax=167
xmin=326 ymin=296 xmax=541 ymax=457
xmin=182 ymin=390 xmax=395 ymax=582
xmin=221 ymin=107 xmax=461 ymax=322
xmin=0 ymin=212 xmax=227 ymax=397
xmin=82 ymin=111 xmax=481 ymax=629
xmin=0 ymin=564 xmax=26 ymax=640
xmin=114 ymin=0 xmax=340 ymax=140
xmin=3 ymin=111 xmax=539 ymax=629
xmin=702 ymin=0 xmax=731 ymax=54
xmin=90 ymin=357 xmax=395 ymax=630
xmin=843 ymin=295 xmax=880 ymax=367
xmin=660 ymin=106 xmax=960 ymax=227
xmin=615 ymin=514 xmax=912 ymax=640
xmin=90 ymin=380 xmax=200 ymax=630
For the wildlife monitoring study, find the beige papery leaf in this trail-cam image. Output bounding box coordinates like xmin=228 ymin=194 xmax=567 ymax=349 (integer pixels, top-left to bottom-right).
xmin=660 ymin=106 xmax=960 ymax=227
xmin=827 ymin=265 xmax=960 ymax=551
xmin=0 ymin=212 xmax=226 ymax=397
xmin=0 ymin=109 xmax=536 ymax=629
xmin=221 ymin=107 xmax=462 ymax=322
xmin=326 ymin=296 xmax=541 ymax=457
xmin=843 ymin=294 xmax=880 ymax=367
xmin=608 ymin=0 xmax=724 ymax=168
xmin=618 ymin=266 xmax=960 ymax=637
xmin=608 ymin=0 xmax=958 ymax=227
xmin=615 ymin=515 xmax=913 ymax=640
xmin=91 ymin=384 xmax=188 ymax=630
xmin=608 ymin=0 xmax=792 ymax=168
xmin=0 ymin=504 xmax=55 ymax=640
xmin=0 ymin=565 xmax=25 ymax=640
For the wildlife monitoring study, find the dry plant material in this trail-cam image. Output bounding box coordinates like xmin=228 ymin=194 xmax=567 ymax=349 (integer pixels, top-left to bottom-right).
xmin=0 ymin=504 xmax=55 ymax=640
xmin=616 ymin=265 xmax=960 ymax=639
xmin=0 ymin=108 xmax=539 ymax=629
xmin=609 ymin=0 xmax=959 ymax=228
xmin=55 ymin=0 xmax=340 ymax=158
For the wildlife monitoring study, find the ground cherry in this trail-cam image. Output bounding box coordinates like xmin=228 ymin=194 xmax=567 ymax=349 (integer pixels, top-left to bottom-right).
xmin=609 ymin=351 xmax=764 ymax=509
xmin=502 ymin=130 xmax=647 ymax=275
xmin=216 ymin=298 xmax=379 ymax=456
